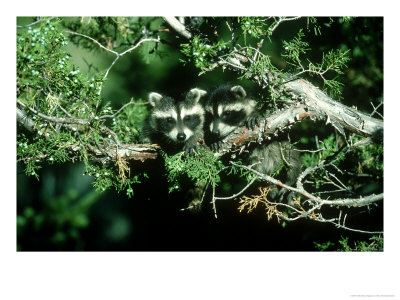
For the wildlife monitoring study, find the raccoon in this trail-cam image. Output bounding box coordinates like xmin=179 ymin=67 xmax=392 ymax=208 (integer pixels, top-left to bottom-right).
xmin=204 ymin=84 xmax=260 ymax=148
xmin=204 ymin=84 xmax=302 ymax=201
xmin=141 ymin=88 xmax=207 ymax=155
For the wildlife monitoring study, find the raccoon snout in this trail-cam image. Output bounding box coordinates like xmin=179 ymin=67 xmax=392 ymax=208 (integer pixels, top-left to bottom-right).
xmin=212 ymin=128 xmax=220 ymax=137
xmin=177 ymin=132 xmax=186 ymax=141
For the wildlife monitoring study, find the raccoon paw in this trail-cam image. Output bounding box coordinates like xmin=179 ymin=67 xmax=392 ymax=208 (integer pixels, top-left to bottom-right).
xmin=245 ymin=113 xmax=261 ymax=130
xmin=210 ymin=140 xmax=223 ymax=152
xmin=269 ymin=188 xmax=288 ymax=203
xmin=183 ymin=144 xmax=198 ymax=157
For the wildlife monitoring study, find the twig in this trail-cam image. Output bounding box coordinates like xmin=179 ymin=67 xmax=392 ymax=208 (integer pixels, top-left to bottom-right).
xmin=253 ymin=17 xmax=302 ymax=62
xmin=230 ymin=161 xmax=383 ymax=208
xmin=18 ymin=99 xmax=122 ymax=146
xmin=17 ymin=99 xmax=90 ymax=125
xmin=370 ymin=101 xmax=383 ymax=119
xmin=211 ymin=186 xmax=217 ymax=219
xmin=214 ymin=177 xmax=258 ymax=201
xmin=162 ymin=17 xmax=192 ymax=39
xmin=102 ymin=37 xmax=160 ymax=82
xmin=238 ymin=186 xmax=382 ymax=234
xmin=65 ymin=30 xmax=119 ymax=55
xmin=65 ymin=30 xmax=160 ymax=100
xmin=99 ymin=100 xmax=148 ymax=119
xmin=17 ymin=17 xmax=54 ymax=28
xmin=293 ymin=148 xmax=325 ymax=153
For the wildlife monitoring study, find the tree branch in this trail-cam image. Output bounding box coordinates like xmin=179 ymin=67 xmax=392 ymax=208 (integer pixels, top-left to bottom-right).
xmin=17 ymin=100 xmax=159 ymax=162
xmin=162 ymin=17 xmax=192 ymax=39
xmin=230 ymin=161 xmax=383 ymax=208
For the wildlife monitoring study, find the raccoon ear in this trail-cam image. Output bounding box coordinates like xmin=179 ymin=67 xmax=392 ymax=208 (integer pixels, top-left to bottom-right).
xmin=230 ymin=85 xmax=247 ymax=99
xmin=148 ymin=92 xmax=163 ymax=107
xmin=186 ymin=88 xmax=207 ymax=103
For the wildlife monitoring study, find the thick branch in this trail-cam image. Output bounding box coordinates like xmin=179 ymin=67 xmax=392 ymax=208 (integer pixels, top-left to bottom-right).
xmin=92 ymin=144 xmax=159 ymax=162
xmin=284 ymin=79 xmax=383 ymax=137
xmin=210 ymin=98 xmax=383 ymax=157
xmin=17 ymin=108 xmax=35 ymax=132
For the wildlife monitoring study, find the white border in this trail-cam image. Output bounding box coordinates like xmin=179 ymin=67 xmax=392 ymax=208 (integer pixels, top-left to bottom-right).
xmin=3 ymin=2 xmax=399 ymax=299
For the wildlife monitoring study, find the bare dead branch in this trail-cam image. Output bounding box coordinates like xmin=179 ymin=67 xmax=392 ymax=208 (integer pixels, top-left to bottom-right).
xmin=65 ymin=30 xmax=160 ymax=98
xmin=162 ymin=17 xmax=192 ymax=39
xmin=230 ymin=161 xmax=383 ymax=208
xmin=99 ymin=100 xmax=148 ymax=120
xmin=284 ymin=79 xmax=383 ymax=136
xmin=214 ymin=177 xmax=258 ymax=201
xmin=235 ymin=186 xmax=383 ymax=235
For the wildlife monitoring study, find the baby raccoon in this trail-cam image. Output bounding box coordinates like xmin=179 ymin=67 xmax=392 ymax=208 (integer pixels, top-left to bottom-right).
xmin=205 ymin=84 xmax=260 ymax=147
xmin=204 ymin=84 xmax=302 ymax=201
xmin=141 ymin=88 xmax=207 ymax=155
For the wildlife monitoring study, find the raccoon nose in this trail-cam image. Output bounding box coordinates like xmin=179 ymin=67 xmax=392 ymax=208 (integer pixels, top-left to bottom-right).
xmin=212 ymin=129 xmax=220 ymax=137
xmin=177 ymin=132 xmax=186 ymax=141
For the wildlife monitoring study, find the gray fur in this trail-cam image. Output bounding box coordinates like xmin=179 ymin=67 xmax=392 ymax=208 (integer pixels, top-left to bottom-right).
xmin=148 ymin=92 xmax=164 ymax=107
xmin=204 ymin=84 xmax=302 ymax=202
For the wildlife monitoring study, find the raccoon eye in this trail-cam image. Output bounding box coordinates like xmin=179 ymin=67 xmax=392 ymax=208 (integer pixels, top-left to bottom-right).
xmin=183 ymin=115 xmax=191 ymax=121
xmin=166 ymin=117 xmax=174 ymax=123
xmin=223 ymin=111 xmax=232 ymax=116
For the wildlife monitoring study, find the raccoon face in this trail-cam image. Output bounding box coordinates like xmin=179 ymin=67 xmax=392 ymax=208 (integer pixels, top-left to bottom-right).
xmin=206 ymin=102 xmax=248 ymax=138
xmin=205 ymin=85 xmax=255 ymax=139
xmin=149 ymin=89 xmax=205 ymax=143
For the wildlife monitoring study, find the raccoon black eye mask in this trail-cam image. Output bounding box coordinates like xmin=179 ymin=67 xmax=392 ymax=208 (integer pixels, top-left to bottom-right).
xmin=140 ymin=88 xmax=206 ymax=156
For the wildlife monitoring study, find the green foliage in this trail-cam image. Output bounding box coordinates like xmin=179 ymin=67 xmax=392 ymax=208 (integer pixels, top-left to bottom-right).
xmin=348 ymin=135 xmax=383 ymax=175
xmin=180 ymin=35 xmax=228 ymax=70
xmin=301 ymin=134 xmax=345 ymax=191
xmin=17 ymin=186 xmax=101 ymax=250
xmin=88 ymin=163 xmax=141 ymax=197
xmin=163 ymin=148 xmax=224 ymax=193
xmin=321 ymin=49 xmax=351 ymax=75
xmin=227 ymin=159 xmax=257 ymax=184
xmin=238 ymin=47 xmax=279 ymax=86
xmin=110 ymin=101 xmax=149 ymax=144
xmin=238 ymin=17 xmax=270 ymax=41
xmin=339 ymin=17 xmax=355 ymax=24
xmin=62 ymin=17 xmax=161 ymax=54
xmin=282 ymin=30 xmax=351 ymax=99
xmin=301 ymin=134 xmax=340 ymax=167
xmin=301 ymin=132 xmax=383 ymax=195
xmin=178 ymin=17 xmax=355 ymax=104
xmin=282 ymin=29 xmax=310 ymax=67
xmin=314 ymin=235 xmax=383 ymax=251
xmin=17 ymin=131 xmax=79 ymax=179
xmin=17 ymin=18 xmax=147 ymax=197
xmin=307 ymin=17 xmax=323 ymax=36
xmin=17 ymin=19 xmax=103 ymax=108
xmin=313 ymin=240 xmax=335 ymax=251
